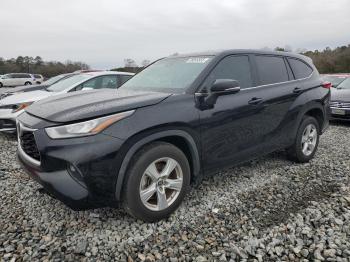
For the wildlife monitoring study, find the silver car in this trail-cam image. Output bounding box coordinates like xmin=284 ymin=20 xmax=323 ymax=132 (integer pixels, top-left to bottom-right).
xmin=0 ymin=71 xmax=134 ymax=132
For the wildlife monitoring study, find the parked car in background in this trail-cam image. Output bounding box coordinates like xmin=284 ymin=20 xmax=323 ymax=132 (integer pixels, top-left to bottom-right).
xmin=0 ymin=73 xmax=36 ymax=87
xmin=33 ymin=74 xmax=44 ymax=84
xmin=322 ymin=74 xmax=350 ymax=88
xmin=16 ymin=50 xmax=330 ymax=222
xmin=0 ymin=73 xmax=77 ymax=99
xmin=330 ymin=77 xmax=350 ymax=121
xmin=0 ymin=71 xmax=134 ymax=132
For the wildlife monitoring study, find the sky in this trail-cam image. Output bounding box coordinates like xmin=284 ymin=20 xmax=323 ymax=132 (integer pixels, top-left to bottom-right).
xmin=0 ymin=0 xmax=349 ymax=69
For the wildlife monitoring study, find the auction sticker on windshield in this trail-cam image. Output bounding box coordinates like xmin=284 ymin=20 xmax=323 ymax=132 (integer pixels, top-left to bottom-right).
xmin=186 ymin=57 xmax=211 ymax=64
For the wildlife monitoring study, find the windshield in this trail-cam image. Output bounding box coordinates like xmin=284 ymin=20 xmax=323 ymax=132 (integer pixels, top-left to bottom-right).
xmin=337 ymin=77 xmax=350 ymax=89
xmin=43 ymin=74 xmax=68 ymax=86
xmin=120 ymin=56 xmax=213 ymax=93
xmin=47 ymin=74 xmax=91 ymax=92
xmin=323 ymin=76 xmax=347 ymax=87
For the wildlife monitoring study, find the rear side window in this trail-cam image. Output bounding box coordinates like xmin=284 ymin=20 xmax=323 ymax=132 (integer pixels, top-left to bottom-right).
xmin=255 ymin=55 xmax=289 ymax=85
xmin=288 ymin=58 xmax=313 ymax=79
xmin=119 ymin=75 xmax=133 ymax=86
xmin=204 ymin=55 xmax=253 ymax=90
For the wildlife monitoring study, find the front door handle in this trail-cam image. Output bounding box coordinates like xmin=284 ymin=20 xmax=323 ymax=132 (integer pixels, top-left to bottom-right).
xmin=248 ymin=97 xmax=263 ymax=105
xmin=293 ymin=87 xmax=302 ymax=94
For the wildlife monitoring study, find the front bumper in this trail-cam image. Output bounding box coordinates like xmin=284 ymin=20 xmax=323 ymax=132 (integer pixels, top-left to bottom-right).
xmin=17 ymin=122 xmax=125 ymax=210
xmin=0 ymin=109 xmax=23 ymax=132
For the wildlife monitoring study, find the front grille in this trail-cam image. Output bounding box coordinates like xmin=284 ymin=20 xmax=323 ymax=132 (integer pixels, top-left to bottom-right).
xmin=0 ymin=119 xmax=16 ymax=129
xmin=330 ymin=101 xmax=350 ymax=109
xmin=20 ymin=131 xmax=40 ymax=161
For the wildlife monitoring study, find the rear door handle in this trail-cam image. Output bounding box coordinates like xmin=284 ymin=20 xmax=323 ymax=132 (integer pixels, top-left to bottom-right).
xmin=248 ymin=97 xmax=263 ymax=105
xmin=293 ymin=87 xmax=302 ymax=94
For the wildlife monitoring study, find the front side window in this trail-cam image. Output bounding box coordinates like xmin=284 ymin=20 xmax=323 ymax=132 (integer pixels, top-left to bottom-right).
xmin=288 ymin=58 xmax=313 ymax=79
xmin=201 ymin=55 xmax=253 ymax=91
xmin=255 ymin=55 xmax=289 ymax=85
xmin=47 ymin=74 xmax=91 ymax=92
xmin=120 ymin=56 xmax=213 ymax=93
xmin=79 ymin=75 xmax=118 ymax=90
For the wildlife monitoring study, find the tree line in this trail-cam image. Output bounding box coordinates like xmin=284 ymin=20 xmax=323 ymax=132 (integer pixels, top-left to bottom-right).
xmin=0 ymin=56 xmax=89 ymax=78
xmin=1 ymin=44 xmax=349 ymax=79
xmin=274 ymin=44 xmax=350 ymax=74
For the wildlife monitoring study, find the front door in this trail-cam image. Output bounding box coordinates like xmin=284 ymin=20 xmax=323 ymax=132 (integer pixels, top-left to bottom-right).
xmin=198 ymin=55 xmax=269 ymax=173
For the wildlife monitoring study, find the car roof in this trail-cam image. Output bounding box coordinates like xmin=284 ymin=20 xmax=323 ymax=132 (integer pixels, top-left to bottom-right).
xmin=168 ymin=49 xmax=311 ymax=63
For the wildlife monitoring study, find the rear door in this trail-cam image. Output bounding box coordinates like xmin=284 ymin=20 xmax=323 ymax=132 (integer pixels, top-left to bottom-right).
xmin=252 ymin=55 xmax=302 ymax=148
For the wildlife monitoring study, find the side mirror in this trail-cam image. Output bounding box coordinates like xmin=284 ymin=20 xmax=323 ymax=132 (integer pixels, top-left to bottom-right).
xmin=211 ymin=79 xmax=240 ymax=93
xmin=205 ymin=79 xmax=240 ymax=106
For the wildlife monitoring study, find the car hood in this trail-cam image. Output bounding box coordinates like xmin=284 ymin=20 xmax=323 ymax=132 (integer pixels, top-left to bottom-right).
xmin=0 ymin=90 xmax=52 ymax=105
xmin=26 ymin=89 xmax=172 ymax=123
xmin=331 ymin=88 xmax=350 ymax=101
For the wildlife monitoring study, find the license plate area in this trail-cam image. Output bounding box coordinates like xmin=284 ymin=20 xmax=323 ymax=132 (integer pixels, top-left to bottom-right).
xmin=332 ymin=108 xmax=346 ymax=115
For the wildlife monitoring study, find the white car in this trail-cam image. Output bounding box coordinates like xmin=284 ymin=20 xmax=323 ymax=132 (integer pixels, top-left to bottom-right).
xmin=0 ymin=71 xmax=134 ymax=132
xmin=33 ymin=74 xmax=44 ymax=84
xmin=0 ymin=73 xmax=36 ymax=87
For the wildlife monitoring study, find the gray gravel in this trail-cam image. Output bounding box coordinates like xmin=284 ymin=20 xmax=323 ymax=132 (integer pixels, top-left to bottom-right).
xmin=0 ymin=123 xmax=350 ymax=261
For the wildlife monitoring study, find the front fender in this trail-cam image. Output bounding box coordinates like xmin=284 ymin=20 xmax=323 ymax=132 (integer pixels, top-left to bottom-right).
xmin=114 ymin=129 xmax=201 ymax=201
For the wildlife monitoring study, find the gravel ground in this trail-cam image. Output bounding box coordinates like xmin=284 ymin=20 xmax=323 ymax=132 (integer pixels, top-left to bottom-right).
xmin=0 ymin=123 xmax=349 ymax=261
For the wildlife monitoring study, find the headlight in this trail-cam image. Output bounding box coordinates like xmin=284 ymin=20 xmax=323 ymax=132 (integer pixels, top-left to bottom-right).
xmin=12 ymin=102 xmax=34 ymax=113
xmin=45 ymin=110 xmax=135 ymax=139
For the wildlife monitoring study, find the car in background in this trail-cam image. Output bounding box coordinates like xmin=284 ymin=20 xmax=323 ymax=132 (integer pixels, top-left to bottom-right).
xmin=330 ymin=77 xmax=350 ymax=121
xmin=0 ymin=73 xmax=36 ymax=87
xmin=0 ymin=71 xmax=134 ymax=132
xmin=33 ymin=74 xmax=44 ymax=84
xmin=322 ymin=74 xmax=350 ymax=88
xmin=0 ymin=73 xmax=77 ymax=99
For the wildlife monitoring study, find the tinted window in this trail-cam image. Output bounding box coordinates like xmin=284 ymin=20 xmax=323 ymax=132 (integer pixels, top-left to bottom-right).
xmin=255 ymin=55 xmax=289 ymax=85
xmin=78 ymin=75 xmax=118 ymax=90
xmin=288 ymin=58 xmax=313 ymax=79
xmin=119 ymin=75 xmax=133 ymax=86
xmin=202 ymin=55 xmax=253 ymax=90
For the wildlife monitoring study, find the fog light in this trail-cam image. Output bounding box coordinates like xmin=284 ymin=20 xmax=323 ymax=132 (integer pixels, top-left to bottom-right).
xmin=67 ymin=164 xmax=85 ymax=184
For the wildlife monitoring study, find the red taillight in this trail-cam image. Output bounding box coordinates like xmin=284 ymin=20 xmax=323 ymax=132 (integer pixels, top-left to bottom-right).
xmin=322 ymin=82 xmax=332 ymax=89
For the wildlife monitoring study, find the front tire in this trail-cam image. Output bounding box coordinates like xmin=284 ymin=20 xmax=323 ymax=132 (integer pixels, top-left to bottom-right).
xmin=24 ymin=82 xmax=32 ymax=86
xmin=122 ymin=142 xmax=190 ymax=222
xmin=287 ymin=116 xmax=320 ymax=163
xmin=0 ymin=82 xmax=3 ymax=88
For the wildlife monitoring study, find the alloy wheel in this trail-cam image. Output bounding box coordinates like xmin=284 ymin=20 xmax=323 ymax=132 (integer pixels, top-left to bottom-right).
xmin=301 ymin=123 xmax=317 ymax=156
xmin=139 ymin=157 xmax=183 ymax=211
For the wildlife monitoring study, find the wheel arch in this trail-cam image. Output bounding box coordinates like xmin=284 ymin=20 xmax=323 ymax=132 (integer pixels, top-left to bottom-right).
xmin=114 ymin=129 xmax=201 ymax=201
xmin=294 ymin=101 xmax=327 ymax=137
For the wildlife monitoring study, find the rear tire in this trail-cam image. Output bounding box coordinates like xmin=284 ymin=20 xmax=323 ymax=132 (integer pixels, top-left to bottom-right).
xmin=287 ymin=116 xmax=320 ymax=163
xmin=24 ymin=82 xmax=32 ymax=86
xmin=0 ymin=82 xmax=3 ymax=88
xmin=122 ymin=141 xmax=190 ymax=222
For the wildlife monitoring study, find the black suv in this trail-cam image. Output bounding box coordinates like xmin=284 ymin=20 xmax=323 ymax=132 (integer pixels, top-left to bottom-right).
xmin=17 ymin=50 xmax=330 ymax=222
